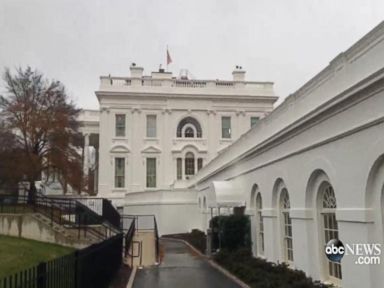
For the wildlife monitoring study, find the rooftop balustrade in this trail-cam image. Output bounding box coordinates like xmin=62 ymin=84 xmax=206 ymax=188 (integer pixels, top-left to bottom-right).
xmin=99 ymin=76 xmax=274 ymax=93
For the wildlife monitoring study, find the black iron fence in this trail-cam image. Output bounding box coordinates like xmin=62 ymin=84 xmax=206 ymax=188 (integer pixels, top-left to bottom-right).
xmin=0 ymin=194 xmax=112 ymax=241
xmin=52 ymin=196 xmax=121 ymax=229
xmin=124 ymin=217 xmax=136 ymax=258
xmin=121 ymin=214 xmax=160 ymax=264
xmin=0 ymin=233 xmax=123 ymax=288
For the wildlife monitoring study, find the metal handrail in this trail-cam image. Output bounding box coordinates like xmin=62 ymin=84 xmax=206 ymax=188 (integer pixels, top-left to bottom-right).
xmin=0 ymin=194 xmax=109 ymax=241
xmin=121 ymin=214 xmax=160 ymax=264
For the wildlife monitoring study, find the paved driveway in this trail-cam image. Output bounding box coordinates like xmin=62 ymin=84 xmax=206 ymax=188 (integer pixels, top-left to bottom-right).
xmin=133 ymin=239 xmax=241 ymax=288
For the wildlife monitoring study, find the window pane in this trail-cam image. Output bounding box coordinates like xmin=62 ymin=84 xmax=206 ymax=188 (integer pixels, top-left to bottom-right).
xmin=146 ymin=115 xmax=157 ymax=137
xmin=221 ymin=116 xmax=231 ymax=138
xmin=197 ymin=158 xmax=203 ymax=171
xmin=177 ymin=158 xmax=182 ymax=180
xmin=251 ymin=117 xmax=259 ymax=127
xmin=114 ymin=158 xmax=125 ymax=188
xmin=185 ymin=127 xmax=194 ymax=138
xmin=115 ymin=114 xmax=126 ymax=137
xmin=185 ymin=153 xmax=195 ymax=175
xmin=146 ymin=158 xmax=156 ymax=188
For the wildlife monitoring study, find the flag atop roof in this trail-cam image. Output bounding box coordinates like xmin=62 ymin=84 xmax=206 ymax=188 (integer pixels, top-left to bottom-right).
xmin=167 ymin=48 xmax=172 ymax=65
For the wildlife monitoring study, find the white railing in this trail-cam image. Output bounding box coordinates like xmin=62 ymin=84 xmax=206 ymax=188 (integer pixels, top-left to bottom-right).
xmin=100 ymin=76 xmax=273 ymax=90
xmin=173 ymin=80 xmax=207 ymax=88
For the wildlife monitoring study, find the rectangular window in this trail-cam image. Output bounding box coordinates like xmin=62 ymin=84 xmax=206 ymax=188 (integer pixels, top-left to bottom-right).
xmin=115 ymin=114 xmax=126 ymax=137
xmin=185 ymin=158 xmax=195 ymax=175
xmin=146 ymin=158 xmax=156 ymax=188
xmin=323 ymin=213 xmax=342 ymax=279
xmin=114 ymin=158 xmax=125 ymax=188
xmin=146 ymin=115 xmax=157 ymax=138
xmin=176 ymin=158 xmax=182 ymax=180
xmin=221 ymin=116 xmax=231 ymax=138
xmin=283 ymin=212 xmax=294 ymax=262
xmin=258 ymin=210 xmax=264 ymax=255
xmin=197 ymin=158 xmax=203 ymax=171
xmin=251 ymin=116 xmax=259 ymax=128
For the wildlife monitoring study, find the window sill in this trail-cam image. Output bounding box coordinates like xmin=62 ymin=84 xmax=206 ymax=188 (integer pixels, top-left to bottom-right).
xmin=220 ymin=138 xmax=233 ymax=142
xmin=112 ymin=188 xmax=127 ymax=193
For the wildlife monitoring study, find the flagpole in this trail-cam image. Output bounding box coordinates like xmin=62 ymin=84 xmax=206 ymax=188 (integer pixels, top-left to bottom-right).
xmin=166 ymin=45 xmax=168 ymax=72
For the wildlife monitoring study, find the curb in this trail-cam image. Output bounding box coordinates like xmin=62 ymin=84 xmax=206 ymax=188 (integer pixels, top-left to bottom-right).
xmin=161 ymin=237 xmax=250 ymax=288
xmin=126 ymin=266 xmax=137 ymax=288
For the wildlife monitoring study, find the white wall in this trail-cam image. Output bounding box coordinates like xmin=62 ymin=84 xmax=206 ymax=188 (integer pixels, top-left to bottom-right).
xmin=124 ymin=189 xmax=202 ymax=235
xmin=189 ymin=22 xmax=384 ymax=287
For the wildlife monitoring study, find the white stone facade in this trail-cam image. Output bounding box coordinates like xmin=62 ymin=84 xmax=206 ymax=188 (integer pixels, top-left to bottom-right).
xmin=192 ymin=21 xmax=384 ymax=287
xmin=92 ymin=66 xmax=277 ymax=206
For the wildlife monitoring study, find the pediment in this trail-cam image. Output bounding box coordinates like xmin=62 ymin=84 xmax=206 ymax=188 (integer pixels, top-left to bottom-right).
xmin=110 ymin=144 xmax=130 ymax=153
xmin=141 ymin=145 xmax=162 ymax=154
xmin=171 ymin=144 xmax=207 ymax=153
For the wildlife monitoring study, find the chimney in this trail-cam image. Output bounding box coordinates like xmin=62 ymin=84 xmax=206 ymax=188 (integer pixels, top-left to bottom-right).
xmin=232 ymin=66 xmax=246 ymax=81
xmin=130 ymin=63 xmax=144 ymax=78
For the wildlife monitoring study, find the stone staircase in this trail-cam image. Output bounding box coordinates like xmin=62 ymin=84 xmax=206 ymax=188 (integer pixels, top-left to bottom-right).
xmin=32 ymin=213 xmax=110 ymax=248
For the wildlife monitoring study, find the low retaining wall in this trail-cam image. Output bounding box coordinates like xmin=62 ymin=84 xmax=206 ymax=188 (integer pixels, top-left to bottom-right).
xmin=0 ymin=213 xmax=86 ymax=248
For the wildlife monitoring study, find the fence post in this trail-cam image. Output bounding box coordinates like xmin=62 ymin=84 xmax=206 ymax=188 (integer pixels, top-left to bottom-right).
xmin=74 ymin=251 xmax=80 ymax=288
xmin=84 ymin=214 xmax=87 ymax=238
xmin=50 ymin=201 xmax=53 ymax=226
xmin=37 ymin=262 xmax=47 ymax=288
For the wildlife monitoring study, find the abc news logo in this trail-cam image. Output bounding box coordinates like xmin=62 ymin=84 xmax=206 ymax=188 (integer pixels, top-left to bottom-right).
xmin=325 ymin=239 xmax=381 ymax=265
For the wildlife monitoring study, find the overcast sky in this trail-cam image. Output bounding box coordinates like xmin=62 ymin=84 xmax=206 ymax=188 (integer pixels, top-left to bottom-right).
xmin=1 ymin=0 xmax=383 ymax=109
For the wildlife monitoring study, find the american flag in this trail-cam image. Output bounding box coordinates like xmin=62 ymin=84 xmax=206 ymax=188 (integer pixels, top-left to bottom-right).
xmin=167 ymin=49 xmax=172 ymax=65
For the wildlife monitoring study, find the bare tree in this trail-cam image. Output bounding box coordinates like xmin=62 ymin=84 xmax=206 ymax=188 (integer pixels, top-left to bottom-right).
xmin=0 ymin=67 xmax=84 ymax=200
xmin=0 ymin=124 xmax=24 ymax=193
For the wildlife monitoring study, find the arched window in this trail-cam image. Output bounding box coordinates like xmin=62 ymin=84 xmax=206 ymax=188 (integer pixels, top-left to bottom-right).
xmin=185 ymin=127 xmax=194 ymax=138
xmin=280 ymin=189 xmax=293 ymax=262
xmin=256 ymin=193 xmax=264 ymax=256
xmin=177 ymin=117 xmax=202 ymax=138
xmin=319 ymin=183 xmax=342 ymax=282
xmin=185 ymin=152 xmax=195 ymax=176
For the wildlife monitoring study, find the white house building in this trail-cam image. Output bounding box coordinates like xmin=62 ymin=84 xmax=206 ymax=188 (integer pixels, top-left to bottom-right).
xmin=88 ymin=66 xmax=277 ymax=206
xmin=79 ymin=21 xmax=384 ymax=288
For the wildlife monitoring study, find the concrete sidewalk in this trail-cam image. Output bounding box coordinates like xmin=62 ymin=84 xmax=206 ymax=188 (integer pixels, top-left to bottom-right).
xmin=133 ymin=239 xmax=241 ymax=288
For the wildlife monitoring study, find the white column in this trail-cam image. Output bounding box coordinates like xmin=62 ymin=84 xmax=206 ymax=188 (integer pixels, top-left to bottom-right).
xmin=83 ymin=133 xmax=90 ymax=175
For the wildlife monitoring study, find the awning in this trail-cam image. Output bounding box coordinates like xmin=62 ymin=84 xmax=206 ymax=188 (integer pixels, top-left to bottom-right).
xmin=206 ymin=181 xmax=245 ymax=208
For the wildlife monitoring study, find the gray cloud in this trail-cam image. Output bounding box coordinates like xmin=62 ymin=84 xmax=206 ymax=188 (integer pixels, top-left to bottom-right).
xmin=0 ymin=0 xmax=383 ymax=108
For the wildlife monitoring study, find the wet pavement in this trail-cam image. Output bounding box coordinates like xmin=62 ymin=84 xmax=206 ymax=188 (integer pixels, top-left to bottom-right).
xmin=133 ymin=239 xmax=241 ymax=288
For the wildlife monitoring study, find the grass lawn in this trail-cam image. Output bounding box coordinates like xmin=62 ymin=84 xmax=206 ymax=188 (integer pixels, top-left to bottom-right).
xmin=0 ymin=235 xmax=74 ymax=278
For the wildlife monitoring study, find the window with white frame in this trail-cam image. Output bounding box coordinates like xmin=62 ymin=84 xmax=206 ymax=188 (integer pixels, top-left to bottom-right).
xmin=115 ymin=114 xmax=126 ymax=137
xmin=185 ymin=152 xmax=195 ymax=176
xmin=197 ymin=158 xmax=203 ymax=171
xmin=146 ymin=158 xmax=156 ymax=188
xmin=251 ymin=116 xmax=260 ymax=128
xmin=221 ymin=116 xmax=231 ymax=138
xmin=280 ymin=189 xmax=293 ymax=262
xmin=114 ymin=157 xmax=125 ymax=188
xmin=256 ymin=193 xmax=264 ymax=256
xmin=176 ymin=158 xmax=182 ymax=180
xmin=321 ymin=184 xmax=342 ymax=281
xmin=146 ymin=115 xmax=157 ymax=138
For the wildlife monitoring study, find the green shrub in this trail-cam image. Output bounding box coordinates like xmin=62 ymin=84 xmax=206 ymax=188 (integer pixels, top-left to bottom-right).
xmin=214 ymin=249 xmax=334 ymax=288
xmin=210 ymin=215 xmax=251 ymax=251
